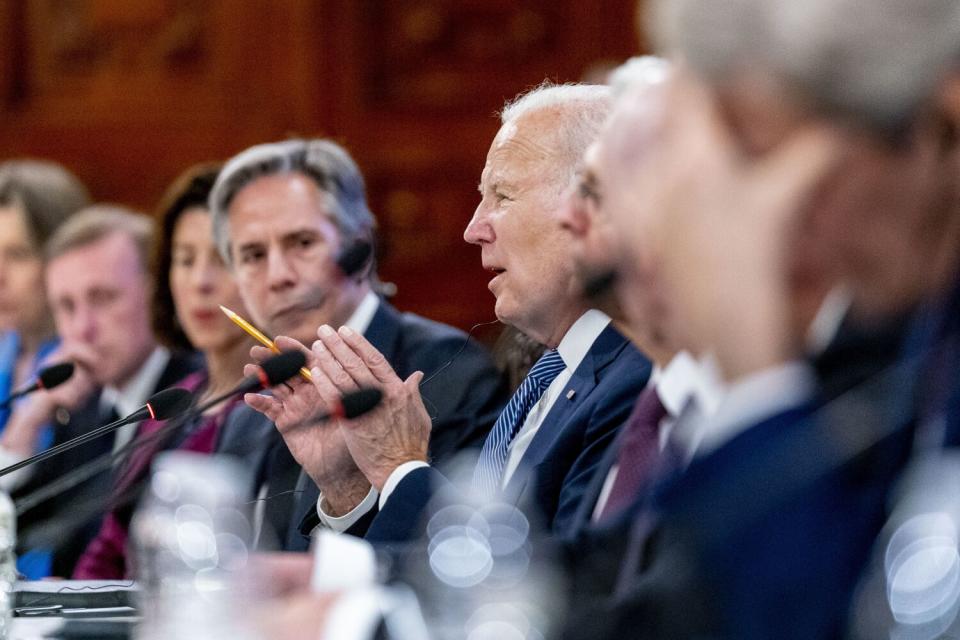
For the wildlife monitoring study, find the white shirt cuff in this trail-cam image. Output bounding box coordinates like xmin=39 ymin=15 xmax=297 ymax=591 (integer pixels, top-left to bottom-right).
xmin=316 ymin=485 xmax=379 ymax=533
xmin=379 ymin=461 xmax=431 ymax=510
xmin=700 ymin=360 xmax=816 ymax=457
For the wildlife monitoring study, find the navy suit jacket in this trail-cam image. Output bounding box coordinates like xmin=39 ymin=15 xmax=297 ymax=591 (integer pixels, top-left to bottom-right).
xmin=249 ymin=299 xmax=508 ymax=550
xmin=561 ymin=326 xmax=919 ymax=640
xmin=14 ymin=350 xmax=201 ymax=577
xmin=366 ymin=324 xmax=651 ymax=545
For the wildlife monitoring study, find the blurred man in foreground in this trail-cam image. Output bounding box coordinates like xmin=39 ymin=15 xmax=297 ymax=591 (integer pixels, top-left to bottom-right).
xmin=559 ymin=0 xmax=960 ymax=637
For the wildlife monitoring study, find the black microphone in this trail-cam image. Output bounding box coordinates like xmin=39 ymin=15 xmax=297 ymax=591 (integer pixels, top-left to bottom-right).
xmin=190 ymin=350 xmax=308 ymax=417
xmin=0 ymin=387 xmax=193 ymax=478
xmin=336 ymin=240 xmax=372 ymax=277
xmin=0 ymin=362 xmax=75 ymax=410
xmin=14 ymin=350 xmax=309 ymax=516
xmin=288 ymin=387 xmax=383 ymax=429
xmin=326 ymin=387 xmax=382 ymax=420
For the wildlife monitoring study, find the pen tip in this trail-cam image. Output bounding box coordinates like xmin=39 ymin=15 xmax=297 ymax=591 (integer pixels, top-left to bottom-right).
xmin=219 ymin=305 xmax=232 ymax=315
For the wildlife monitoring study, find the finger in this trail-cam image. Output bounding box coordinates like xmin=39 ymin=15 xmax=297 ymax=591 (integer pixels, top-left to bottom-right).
xmin=404 ymin=370 xmax=424 ymax=391
xmin=250 ymin=345 xmax=276 ymax=363
xmin=244 ymin=392 xmax=281 ymax=423
xmin=337 ymin=325 xmax=402 ymax=386
xmin=275 ymin=336 xmax=317 ymax=368
xmin=311 ymin=331 xmax=361 ymax=392
xmin=308 ymin=364 xmax=342 ymax=412
xmin=316 ymin=326 xmax=381 ymax=389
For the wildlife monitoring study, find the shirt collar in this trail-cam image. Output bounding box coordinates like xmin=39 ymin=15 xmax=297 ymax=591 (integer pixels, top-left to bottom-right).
xmin=343 ymin=291 xmax=379 ymax=336
xmin=555 ymin=309 xmax=611 ymax=371
xmin=655 ymin=351 xmax=704 ymax=418
xmin=100 ymin=346 xmax=170 ymax=418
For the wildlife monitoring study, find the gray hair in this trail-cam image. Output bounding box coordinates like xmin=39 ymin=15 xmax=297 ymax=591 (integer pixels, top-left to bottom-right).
xmin=209 ymin=139 xmax=376 ymax=264
xmin=44 ymin=205 xmax=154 ymax=272
xmin=0 ymin=159 xmax=90 ymax=249
xmin=500 ymin=82 xmax=613 ymax=186
xmin=647 ymin=0 xmax=960 ymax=134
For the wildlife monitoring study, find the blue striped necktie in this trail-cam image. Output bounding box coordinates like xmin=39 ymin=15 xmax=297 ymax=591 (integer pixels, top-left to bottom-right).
xmin=473 ymin=349 xmax=566 ymax=497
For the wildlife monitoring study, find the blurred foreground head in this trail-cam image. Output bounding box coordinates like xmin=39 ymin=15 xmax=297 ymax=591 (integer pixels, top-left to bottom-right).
xmin=646 ymin=0 xmax=960 ymax=320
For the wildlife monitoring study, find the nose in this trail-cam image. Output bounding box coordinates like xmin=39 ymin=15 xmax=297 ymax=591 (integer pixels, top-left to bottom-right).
xmin=69 ymin=302 xmax=99 ymax=344
xmin=464 ymin=202 xmax=495 ymax=245
xmin=265 ymin=247 xmax=297 ymax=292
xmin=192 ymin=255 xmax=217 ymax=295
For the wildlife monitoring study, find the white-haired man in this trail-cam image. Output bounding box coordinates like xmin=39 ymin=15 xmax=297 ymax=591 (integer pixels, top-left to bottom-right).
xmin=296 ymin=84 xmax=652 ymax=543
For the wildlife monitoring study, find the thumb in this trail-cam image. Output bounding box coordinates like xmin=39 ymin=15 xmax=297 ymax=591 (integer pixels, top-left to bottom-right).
xmin=404 ymin=371 xmax=425 ymax=390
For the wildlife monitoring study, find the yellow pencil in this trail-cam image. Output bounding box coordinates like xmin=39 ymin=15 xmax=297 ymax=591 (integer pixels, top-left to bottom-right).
xmin=219 ymin=305 xmax=313 ymax=382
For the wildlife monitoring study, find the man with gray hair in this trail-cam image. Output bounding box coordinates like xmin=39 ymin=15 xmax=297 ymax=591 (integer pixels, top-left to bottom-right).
xmin=297 ymin=84 xmax=650 ymax=543
xmin=209 ymin=138 xmax=506 ymax=550
xmin=556 ymin=1 xmax=960 ymax=638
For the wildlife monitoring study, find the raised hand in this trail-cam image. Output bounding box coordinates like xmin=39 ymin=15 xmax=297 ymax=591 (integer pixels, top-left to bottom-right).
xmin=311 ymin=324 xmax=431 ymax=491
xmin=243 ymin=335 xmax=368 ymax=515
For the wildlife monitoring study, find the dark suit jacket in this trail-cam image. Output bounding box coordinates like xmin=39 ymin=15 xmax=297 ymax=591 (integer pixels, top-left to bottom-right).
xmin=247 ymin=299 xmax=509 ymax=550
xmin=365 ymin=324 xmax=651 ymax=545
xmin=14 ymin=350 xmax=201 ymax=577
xmin=560 ymin=317 xmax=920 ymax=640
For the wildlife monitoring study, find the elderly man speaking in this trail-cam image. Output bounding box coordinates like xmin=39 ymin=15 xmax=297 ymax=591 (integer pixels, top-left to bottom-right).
xmin=297 ymin=84 xmax=651 ymax=543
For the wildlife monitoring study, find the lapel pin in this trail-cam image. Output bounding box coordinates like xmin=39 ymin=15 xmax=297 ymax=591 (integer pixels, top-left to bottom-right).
xmin=566 ymin=389 xmax=576 ymax=400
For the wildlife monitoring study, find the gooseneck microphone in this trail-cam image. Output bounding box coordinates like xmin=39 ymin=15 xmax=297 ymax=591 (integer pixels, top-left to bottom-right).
xmin=14 ymin=350 xmax=309 ymax=516
xmin=190 ymin=349 xmax=308 ymax=416
xmin=311 ymin=387 xmax=383 ymax=423
xmin=0 ymin=387 xmax=194 ymax=479
xmin=0 ymin=362 xmax=75 ymax=410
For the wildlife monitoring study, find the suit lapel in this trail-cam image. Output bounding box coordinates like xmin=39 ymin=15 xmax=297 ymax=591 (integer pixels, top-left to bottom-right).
xmin=362 ymin=299 xmax=402 ymax=364
xmin=503 ymin=325 xmax=628 ymax=498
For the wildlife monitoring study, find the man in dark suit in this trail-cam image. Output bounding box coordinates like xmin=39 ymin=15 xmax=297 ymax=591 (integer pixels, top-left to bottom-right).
xmin=555 ymin=0 xmax=960 ymax=637
xmin=208 ymin=139 xmax=508 ymax=549
xmin=300 ymin=84 xmax=651 ymax=546
xmin=2 ymin=206 xmax=201 ymax=577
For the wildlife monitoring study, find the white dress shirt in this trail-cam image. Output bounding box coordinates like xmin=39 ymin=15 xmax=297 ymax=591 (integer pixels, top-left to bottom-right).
xmin=100 ymin=346 xmax=171 ymax=453
xmin=591 ymin=350 xmax=722 ymax=520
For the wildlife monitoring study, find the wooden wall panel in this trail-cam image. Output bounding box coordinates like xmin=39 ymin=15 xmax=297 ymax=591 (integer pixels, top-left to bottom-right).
xmin=0 ymin=0 xmax=643 ymax=335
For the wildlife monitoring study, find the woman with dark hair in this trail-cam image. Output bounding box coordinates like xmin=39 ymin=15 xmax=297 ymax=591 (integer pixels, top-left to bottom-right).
xmin=73 ymin=163 xmax=254 ymax=579
xmin=0 ymin=160 xmax=89 ymax=433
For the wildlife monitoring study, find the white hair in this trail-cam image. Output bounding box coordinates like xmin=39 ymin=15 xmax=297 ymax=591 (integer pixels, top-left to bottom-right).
xmin=499 ymin=82 xmax=613 ymax=186
xmin=608 ymin=56 xmax=672 ymax=100
xmin=647 ymin=0 xmax=960 ymax=134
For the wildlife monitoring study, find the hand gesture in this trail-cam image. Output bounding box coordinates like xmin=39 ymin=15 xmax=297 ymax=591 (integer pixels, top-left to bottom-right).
xmin=311 ymin=324 xmax=431 ymax=491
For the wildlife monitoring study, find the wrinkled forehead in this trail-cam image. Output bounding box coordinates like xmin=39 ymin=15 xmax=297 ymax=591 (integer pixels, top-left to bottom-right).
xmin=483 ymin=114 xmax=566 ymax=187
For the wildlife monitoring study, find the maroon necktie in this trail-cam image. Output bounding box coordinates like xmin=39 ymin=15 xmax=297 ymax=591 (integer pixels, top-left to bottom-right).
xmin=597 ymin=384 xmax=668 ymax=522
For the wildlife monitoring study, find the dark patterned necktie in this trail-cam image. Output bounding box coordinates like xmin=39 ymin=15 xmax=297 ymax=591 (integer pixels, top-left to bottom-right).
xmin=596 ymin=384 xmax=668 ymax=522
